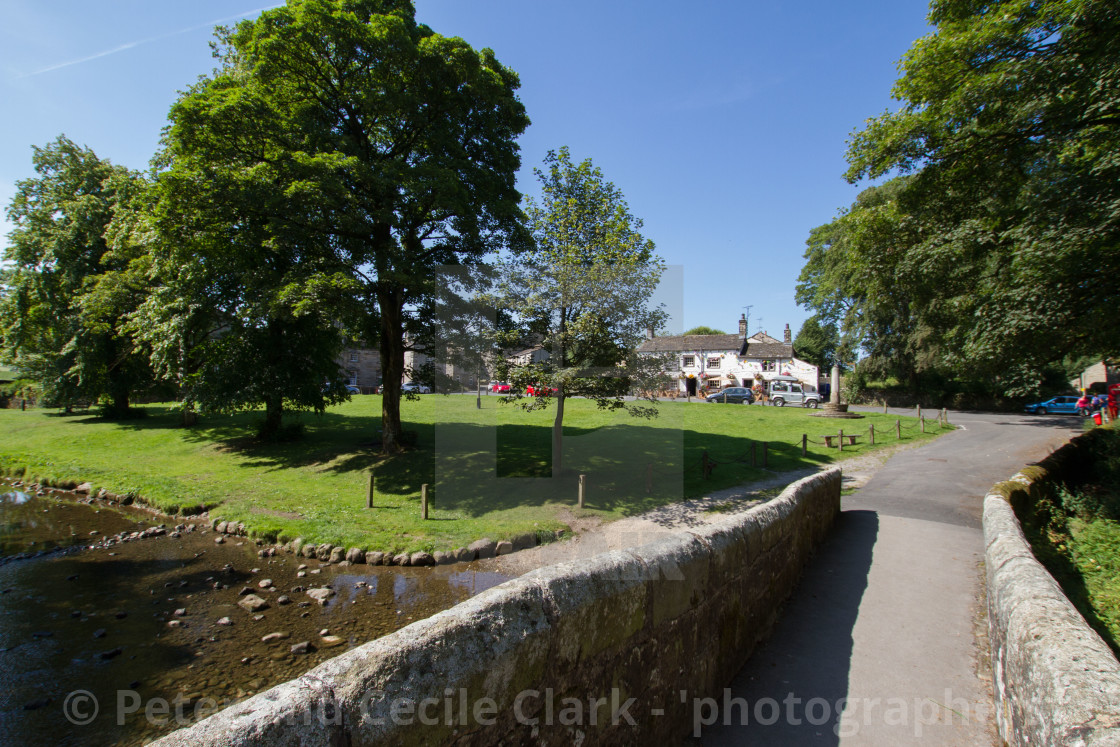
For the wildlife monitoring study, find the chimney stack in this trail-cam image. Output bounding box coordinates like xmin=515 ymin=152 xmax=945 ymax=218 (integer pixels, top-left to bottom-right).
xmin=783 ymin=323 xmax=791 ymax=344
xmin=646 ymin=326 xmax=654 ymax=340
xmin=738 ymin=314 xmax=747 ymax=337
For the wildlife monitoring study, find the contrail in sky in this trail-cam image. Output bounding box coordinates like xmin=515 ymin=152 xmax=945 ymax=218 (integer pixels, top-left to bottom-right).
xmin=17 ymin=4 xmax=282 ymax=79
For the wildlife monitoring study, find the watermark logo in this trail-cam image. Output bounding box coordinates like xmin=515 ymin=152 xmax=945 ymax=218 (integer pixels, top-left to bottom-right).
xmin=63 ymin=689 xmax=99 ymax=725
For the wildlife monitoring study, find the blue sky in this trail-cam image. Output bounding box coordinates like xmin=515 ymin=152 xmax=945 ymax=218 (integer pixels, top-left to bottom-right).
xmin=0 ymin=0 xmax=931 ymax=338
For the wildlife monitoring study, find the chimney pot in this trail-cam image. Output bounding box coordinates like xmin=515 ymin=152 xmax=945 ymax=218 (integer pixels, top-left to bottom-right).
xmin=783 ymin=323 xmax=791 ymax=344
xmin=738 ymin=314 xmax=747 ymax=337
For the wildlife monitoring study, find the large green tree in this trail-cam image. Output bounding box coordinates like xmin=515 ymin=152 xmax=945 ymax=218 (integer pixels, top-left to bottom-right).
xmin=796 ymin=177 xmax=925 ymax=385
xmin=0 ymin=136 xmax=154 ymax=414
xmin=495 ymin=147 xmax=667 ymax=476
xmin=792 ymin=315 xmax=840 ymax=373
xmin=845 ymin=0 xmax=1120 ymax=394
xmin=156 ymin=0 xmax=529 ymax=449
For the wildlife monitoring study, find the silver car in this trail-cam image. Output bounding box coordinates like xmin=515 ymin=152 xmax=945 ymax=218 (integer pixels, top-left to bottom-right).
xmin=768 ymin=380 xmax=819 ymax=408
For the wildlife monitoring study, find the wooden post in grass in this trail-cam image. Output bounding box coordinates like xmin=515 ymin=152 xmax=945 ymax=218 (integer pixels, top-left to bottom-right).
xmin=916 ymin=404 xmax=922 ymax=421
xmin=920 ymin=416 xmax=925 ymax=434
xmin=896 ymin=419 xmax=902 ymax=439
xmin=578 ymin=474 xmax=586 ymax=508
xmin=762 ymin=442 xmax=768 ymax=467
xmin=366 ymin=472 xmax=374 ymax=509
xmin=801 ymin=433 xmax=807 ymax=457
xmin=869 ymin=423 xmax=875 ymax=445
xmin=421 ymin=484 xmax=429 ymax=520
xmin=646 ymin=463 xmax=653 ymax=494
xmin=723 ymin=392 xmax=727 ymax=404
xmin=838 ymin=429 xmax=844 ymax=452
xmin=883 ymin=400 xmax=888 ymax=414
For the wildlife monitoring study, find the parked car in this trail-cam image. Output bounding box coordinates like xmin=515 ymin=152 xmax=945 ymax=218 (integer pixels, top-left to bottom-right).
xmin=345 ymin=384 xmax=360 ymax=394
xmin=1024 ymin=396 xmax=1081 ymax=415
xmin=706 ymin=387 xmax=754 ymax=404
xmin=768 ymin=378 xmax=819 ymax=408
xmin=402 ymin=382 xmax=431 ymax=394
xmin=526 ymin=384 xmax=558 ymax=396
xmin=491 ymin=382 xmax=511 ymax=394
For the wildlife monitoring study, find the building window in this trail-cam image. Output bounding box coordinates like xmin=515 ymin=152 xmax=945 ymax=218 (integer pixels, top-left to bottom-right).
xmin=348 ymin=370 xmax=357 ymax=385
xmin=349 ymin=351 xmax=358 ymax=362
xmin=707 ymin=357 xmax=720 ymax=369
xmin=682 ymin=355 xmax=695 ymax=368
xmin=709 ymin=380 xmax=722 ymax=390
xmin=762 ymin=360 xmax=775 ymax=372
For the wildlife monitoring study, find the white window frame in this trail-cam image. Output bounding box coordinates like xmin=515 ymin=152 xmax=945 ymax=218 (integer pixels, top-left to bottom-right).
xmin=682 ymin=355 xmax=695 ymax=368
xmin=707 ymin=357 xmax=720 ymax=369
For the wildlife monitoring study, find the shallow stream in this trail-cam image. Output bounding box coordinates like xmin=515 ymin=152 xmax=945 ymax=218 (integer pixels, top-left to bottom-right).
xmin=0 ymin=488 xmax=511 ymax=745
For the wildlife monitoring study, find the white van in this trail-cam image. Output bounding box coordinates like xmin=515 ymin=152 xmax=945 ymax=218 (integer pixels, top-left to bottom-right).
xmin=768 ymin=378 xmax=819 ymax=408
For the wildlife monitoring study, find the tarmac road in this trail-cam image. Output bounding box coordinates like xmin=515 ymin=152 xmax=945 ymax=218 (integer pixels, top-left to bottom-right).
xmin=699 ymin=408 xmax=1082 ymax=746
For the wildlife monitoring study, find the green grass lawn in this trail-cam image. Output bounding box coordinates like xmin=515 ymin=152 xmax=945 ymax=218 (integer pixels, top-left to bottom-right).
xmin=0 ymin=396 xmax=947 ymax=554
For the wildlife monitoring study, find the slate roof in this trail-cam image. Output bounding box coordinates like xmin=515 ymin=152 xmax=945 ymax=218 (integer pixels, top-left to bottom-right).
xmin=637 ymin=332 xmax=794 ymax=359
xmin=744 ymin=341 xmax=794 ymax=358
xmin=637 ymin=334 xmax=745 ymax=354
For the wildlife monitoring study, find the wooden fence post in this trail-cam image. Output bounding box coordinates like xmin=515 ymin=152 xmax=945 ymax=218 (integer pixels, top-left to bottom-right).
xmin=801 ymin=433 xmax=807 ymax=457
xmin=578 ymin=474 xmax=586 ymax=507
xmin=883 ymin=400 xmax=888 ymax=414
xmin=869 ymin=423 xmax=875 ymax=445
xmin=916 ymin=404 xmax=922 ymax=421
xmin=421 ymin=483 xmax=429 ymax=520
xmin=838 ymin=429 xmax=845 ymax=452
xmin=896 ymin=419 xmax=902 ymax=439
xmin=366 ymin=472 xmax=374 ymax=509
xmin=920 ymin=416 xmax=925 ymax=434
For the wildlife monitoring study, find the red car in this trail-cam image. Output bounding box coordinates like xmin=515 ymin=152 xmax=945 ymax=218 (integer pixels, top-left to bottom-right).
xmin=492 ymin=382 xmax=511 ymax=394
xmin=526 ymin=384 xmax=558 ymax=396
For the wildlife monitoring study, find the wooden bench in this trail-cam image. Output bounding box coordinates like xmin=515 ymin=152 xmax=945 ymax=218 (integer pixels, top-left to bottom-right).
xmin=821 ymin=434 xmax=860 ymax=448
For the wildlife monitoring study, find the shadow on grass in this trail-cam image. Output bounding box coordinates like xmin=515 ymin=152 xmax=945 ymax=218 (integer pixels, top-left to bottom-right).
xmin=55 ymin=405 xmax=849 ymax=516
xmin=424 ymin=422 xmax=837 ymax=519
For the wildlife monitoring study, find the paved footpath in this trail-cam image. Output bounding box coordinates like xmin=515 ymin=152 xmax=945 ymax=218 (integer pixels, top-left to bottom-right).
xmin=699 ymin=409 xmax=1080 ymax=746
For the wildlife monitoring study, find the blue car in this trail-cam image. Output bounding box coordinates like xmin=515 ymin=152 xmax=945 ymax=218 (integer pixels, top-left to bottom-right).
xmin=1024 ymin=396 xmax=1081 ymax=415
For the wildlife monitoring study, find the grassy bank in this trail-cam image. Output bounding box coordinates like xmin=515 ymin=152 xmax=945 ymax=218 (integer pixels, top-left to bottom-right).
xmin=0 ymin=396 xmax=946 ymax=554
xmin=1024 ymin=427 xmax=1120 ymax=654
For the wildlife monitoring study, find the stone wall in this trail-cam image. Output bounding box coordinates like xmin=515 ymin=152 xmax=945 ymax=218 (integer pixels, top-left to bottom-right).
xmin=152 ymin=467 xmax=841 ymax=746
xmin=983 ymin=432 xmax=1120 ymax=746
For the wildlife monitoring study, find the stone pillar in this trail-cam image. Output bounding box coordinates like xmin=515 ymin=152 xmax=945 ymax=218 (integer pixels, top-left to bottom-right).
xmin=830 ymin=365 xmax=841 ymax=405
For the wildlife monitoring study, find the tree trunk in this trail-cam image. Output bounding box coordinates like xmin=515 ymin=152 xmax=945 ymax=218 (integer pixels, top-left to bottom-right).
xmin=552 ymin=391 xmax=565 ymax=478
xmin=263 ymin=393 xmax=283 ymax=438
xmin=377 ymin=284 xmax=406 ymax=454
xmin=107 ymin=373 xmax=130 ymax=417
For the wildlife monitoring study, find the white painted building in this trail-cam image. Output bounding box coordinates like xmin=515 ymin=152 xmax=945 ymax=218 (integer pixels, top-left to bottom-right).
xmin=638 ymin=315 xmax=819 ymax=396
